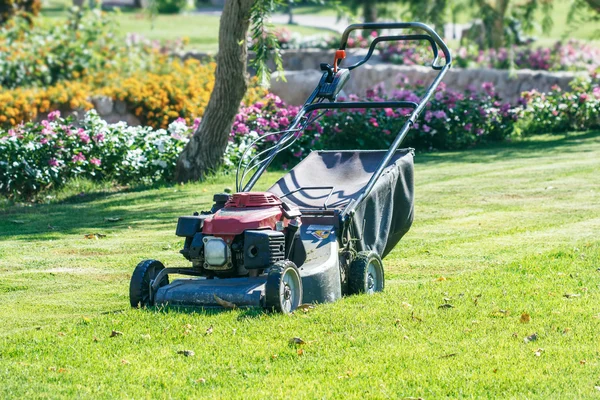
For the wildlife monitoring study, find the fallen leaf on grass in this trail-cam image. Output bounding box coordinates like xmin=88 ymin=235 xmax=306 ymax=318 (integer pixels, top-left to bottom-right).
xmin=520 ymin=313 xmax=531 ymax=323
xmin=177 ymin=350 xmax=195 ymax=357
xmin=205 ymin=325 xmax=213 ymax=335
xmin=57 ymin=368 xmax=68 ymax=373
xmin=297 ymin=304 xmax=314 ymax=312
xmin=436 ymin=276 xmax=447 ymax=281
xmin=9 ymin=220 xmax=25 ymax=224
xmin=534 ymin=348 xmax=544 ymax=357
xmin=195 ymin=378 xmax=206 ymax=384
xmin=440 ymin=353 xmax=457 ymax=358
xmin=401 ymin=302 xmax=412 ymax=309
xmin=121 ymin=359 xmax=130 ymax=365
xmin=57 ymin=332 xmax=66 ymax=337
xmin=411 ymin=311 xmax=423 ymax=322
xmin=524 ymin=333 xmax=538 ymax=343
xmin=580 ymin=360 xmax=586 ymax=365
xmin=213 ymin=294 xmax=236 ymax=309
xmin=104 ymin=217 xmax=122 ymax=222
xmin=141 ymin=334 xmax=151 ymax=340
xmin=84 ymin=233 xmax=106 ymax=240
xmin=562 ymin=328 xmax=571 ymax=334
xmin=289 ymin=337 xmax=305 ymax=345
xmin=93 ymin=337 xmax=99 ymax=342
xmin=564 ymin=293 xmax=581 ymax=299
xmin=297 ymin=348 xmax=304 ymax=356
xmin=438 ymin=303 xmax=454 ymax=309
xmin=271 ymin=354 xmax=278 ymax=360
xmin=110 ymin=330 xmax=123 ymax=338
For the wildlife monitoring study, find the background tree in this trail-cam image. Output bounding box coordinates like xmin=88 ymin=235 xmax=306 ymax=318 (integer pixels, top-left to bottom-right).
xmin=0 ymin=0 xmax=41 ymax=25
xmin=176 ymin=0 xmax=338 ymax=182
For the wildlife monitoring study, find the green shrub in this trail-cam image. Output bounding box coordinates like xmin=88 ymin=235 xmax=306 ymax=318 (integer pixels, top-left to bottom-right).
xmin=154 ymin=0 xmax=187 ymax=14
xmin=0 ymin=8 xmax=160 ymax=89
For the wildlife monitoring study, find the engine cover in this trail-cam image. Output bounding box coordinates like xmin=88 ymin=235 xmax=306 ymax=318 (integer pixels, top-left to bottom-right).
xmin=202 ymin=192 xmax=285 ymax=236
xmin=243 ymin=230 xmax=285 ymax=269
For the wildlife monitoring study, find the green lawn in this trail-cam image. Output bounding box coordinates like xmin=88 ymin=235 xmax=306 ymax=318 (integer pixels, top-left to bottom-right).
xmin=1 ymin=131 xmax=600 ymax=398
xmin=38 ymin=7 xmax=330 ymax=52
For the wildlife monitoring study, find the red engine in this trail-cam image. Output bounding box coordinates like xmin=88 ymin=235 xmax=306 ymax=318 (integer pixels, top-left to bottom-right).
xmin=202 ymin=192 xmax=294 ymax=236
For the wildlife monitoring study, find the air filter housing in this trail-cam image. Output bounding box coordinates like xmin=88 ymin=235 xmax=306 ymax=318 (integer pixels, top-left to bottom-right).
xmin=243 ymin=230 xmax=285 ymax=269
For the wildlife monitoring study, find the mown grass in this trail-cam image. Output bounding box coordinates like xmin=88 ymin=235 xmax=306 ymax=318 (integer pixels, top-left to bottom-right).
xmin=37 ymin=7 xmax=330 ymax=52
xmin=1 ymin=131 xmax=600 ymax=398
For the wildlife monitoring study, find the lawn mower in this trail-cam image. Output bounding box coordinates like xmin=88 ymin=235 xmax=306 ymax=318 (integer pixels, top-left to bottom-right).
xmin=129 ymin=22 xmax=452 ymax=313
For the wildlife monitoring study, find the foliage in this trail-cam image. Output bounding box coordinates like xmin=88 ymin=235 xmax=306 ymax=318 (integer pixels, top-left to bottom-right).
xmin=230 ymin=82 xmax=519 ymax=170
xmin=0 ymin=9 xmax=163 ymax=89
xmin=0 ymin=0 xmax=40 ymax=26
xmin=0 ymin=110 xmax=191 ymax=197
xmin=0 ymin=59 xmax=268 ymax=130
xmin=519 ymin=74 xmax=600 ymax=134
xmin=154 ymin=0 xmax=188 ymax=14
xmin=380 ymin=40 xmax=600 ymax=72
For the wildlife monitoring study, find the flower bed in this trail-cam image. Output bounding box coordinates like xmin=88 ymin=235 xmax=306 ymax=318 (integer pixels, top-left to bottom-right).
xmin=3 ymin=73 xmax=598 ymax=198
xmin=519 ymin=75 xmax=600 ymax=134
xmin=0 ymin=60 xmax=268 ymax=129
xmin=0 ymin=110 xmax=191 ymax=197
xmin=0 ymin=10 xmax=162 ymax=89
xmin=230 ymin=82 xmax=519 ymax=168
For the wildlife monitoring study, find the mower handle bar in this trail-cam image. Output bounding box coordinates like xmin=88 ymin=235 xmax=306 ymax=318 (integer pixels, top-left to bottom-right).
xmin=339 ymin=22 xmax=452 ymax=65
xmin=241 ymin=22 xmax=451 ymax=222
xmin=343 ymin=34 xmax=444 ymax=71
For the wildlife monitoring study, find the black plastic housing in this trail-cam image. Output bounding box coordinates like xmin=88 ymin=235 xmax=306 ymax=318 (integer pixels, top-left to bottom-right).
xmin=176 ymin=215 xmax=207 ymax=237
xmin=316 ymin=68 xmax=350 ymax=100
xmin=243 ymin=230 xmax=285 ymax=269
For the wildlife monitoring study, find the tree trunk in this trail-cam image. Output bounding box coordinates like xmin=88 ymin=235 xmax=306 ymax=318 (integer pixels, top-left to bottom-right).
xmin=363 ymin=0 xmax=377 ymax=23
xmin=488 ymin=0 xmax=509 ymax=49
xmin=175 ymin=0 xmax=254 ymax=182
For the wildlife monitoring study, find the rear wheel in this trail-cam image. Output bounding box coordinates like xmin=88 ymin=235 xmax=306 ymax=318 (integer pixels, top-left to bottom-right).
xmin=348 ymin=251 xmax=384 ymax=295
xmin=129 ymin=259 xmax=169 ymax=307
xmin=265 ymin=261 xmax=303 ymax=314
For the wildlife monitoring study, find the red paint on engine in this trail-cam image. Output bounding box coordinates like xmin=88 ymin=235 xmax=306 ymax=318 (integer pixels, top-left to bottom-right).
xmin=202 ymin=192 xmax=285 ymax=236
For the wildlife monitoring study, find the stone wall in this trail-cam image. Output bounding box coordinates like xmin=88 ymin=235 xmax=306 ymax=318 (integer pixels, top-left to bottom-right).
xmin=269 ymin=65 xmax=584 ymax=105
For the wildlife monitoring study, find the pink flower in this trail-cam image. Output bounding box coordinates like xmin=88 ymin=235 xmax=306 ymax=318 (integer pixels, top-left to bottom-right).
xmin=593 ymin=87 xmax=600 ymax=99
xmin=383 ymin=129 xmax=391 ymax=135
xmin=422 ymin=124 xmax=431 ymax=133
xmin=193 ymin=117 xmax=202 ymax=131
xmin=175 ymin=117 xmax=186 ymax=124
xmin=48 ymin=110 xmax=61 ymax=121
xmin=48 ymin=158 xmax=59 ymax=167
xmin=369 ymin=117 xmax=379 ymax=127
xmin=579 ymin=93 xmax=589 ymax=103
xmin=72 ymin=152 xmax=86 ymax=163
xmin=40 ymin=137 xmax=49 ymax=145
xmin=93 ymin=133 xmax=105 ymax=142
xmin=90 ymin=158 xmax=102 ymax=166
xmin=384 ymin=108 xmax=395 ymax=117
xmin=464 ymin=123 xmax=473 ymax=132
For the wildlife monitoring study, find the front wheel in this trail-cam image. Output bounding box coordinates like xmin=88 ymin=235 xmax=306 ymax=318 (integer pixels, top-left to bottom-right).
xmin=348 ymin=251 xmax=384 ymax=295
xmin=264 ymin=261 xmax=303 ymax=314
xmin=129 ymin=259 xmax=169 ymax=308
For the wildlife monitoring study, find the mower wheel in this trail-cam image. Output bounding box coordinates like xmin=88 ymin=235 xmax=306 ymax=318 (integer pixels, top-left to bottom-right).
xmin=129 ymin=259 xmax=169 ymax=308
xmin=348 ymin=251 xmax=384 ymax=295
xmin=264 ymin=261 xmax=303 ymax=314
